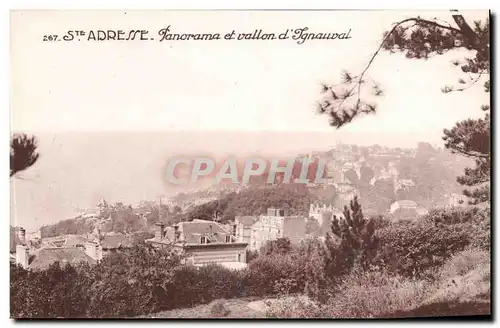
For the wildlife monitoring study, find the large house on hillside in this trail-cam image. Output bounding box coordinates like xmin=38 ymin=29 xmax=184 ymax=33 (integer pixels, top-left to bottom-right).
xmin=234 ymin=216 xmax=259 ymax=245
xmin=246 ymin=208 xmax=306 ymax=251
xmin=146 ymin=220 xmax=248 ymax=270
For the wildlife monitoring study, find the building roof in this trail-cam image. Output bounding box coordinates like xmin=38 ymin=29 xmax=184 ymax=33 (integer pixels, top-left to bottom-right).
xmin=147 ymin=220 xmax=236 ymax=246
xmin=180 ymin=221 xmax=231 ymax=244
xmin=100 ymin=234 xmax=133 ymax=250
xmin=29 ymin=247 xmax=96 ymax=271
xmin=235 ymin=216 xmax=259 ymax=227
xmin=63 ymin=235 xmax=89 ymax=247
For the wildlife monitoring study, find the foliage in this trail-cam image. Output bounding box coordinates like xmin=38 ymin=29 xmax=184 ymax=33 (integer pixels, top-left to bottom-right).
xmin=85 ymin=243 xmax=183 ymax=317
xmin=261 ymin=238 xmax=292 ymax=256
xmin=427 ymin=206 xmax=490 ymax=250
xmin=40 ymin=218 xmax=95 ymax=238
xmin=266 ymin=248 xmax=490 ymax=318
xmin=427 ymin=206 xmax=489 ymax=225
xmin=302 ymin=239 xmax=329 ymax=302
xmin=246 ymin=252 xmax=304 ymax=297
xmin=361 ymin=178 xmax=396 ymax=215
xmin=11 ymin=201 xmax=490 ymax=318
xmin=40 ymin=201 xmax=155 ymax=238
xmin=377 ymin=218 xmax=473 ymax=278
xmin=324 ymin=196 xmax=380 ymax=280
xmin=11 ymin=244 xmax=184 ymax=318
xmin=10 ymin=133 xmax=39 ymax=177
xmin=325 ymin=268 xmax=431 ymax=318
xmin=266 ymin=296 xmax=320 ymax=318
xmin=443 ymin=113 xmax=490 ymax=204
xmin=317 ymin=13 xmax=489 ymax=128
xmin=208 ymin=300 xmax=231 ymax=317
xmin=246 ymin=249 xmax=259 ymax=263
xmin=186 ymin=183 xmax=317 ymax=223
xmin=316 ymin=12 xmax=490 ymax=206
xmin=10 ymin=262 xmax=92 ymax=318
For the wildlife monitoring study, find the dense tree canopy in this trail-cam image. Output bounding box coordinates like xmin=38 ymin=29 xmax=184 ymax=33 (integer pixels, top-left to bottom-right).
xmin=186 ymin=184 xmax=317 ymax=223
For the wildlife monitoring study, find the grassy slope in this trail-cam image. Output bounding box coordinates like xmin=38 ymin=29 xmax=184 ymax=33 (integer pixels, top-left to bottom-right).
xmin=379 ymin=298 xmax=491 ymax=318
xmin=141 ymin=297 xmax=266 ymax=319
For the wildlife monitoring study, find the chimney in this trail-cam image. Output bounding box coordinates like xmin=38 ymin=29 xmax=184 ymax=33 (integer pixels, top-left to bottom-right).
xmin=155 ymin=222 xmax=165 ymax=240
xmin=17 ymin=227 xmax=26 ymax=245
xmin=16 ymin=244 xmax=29 ymax=269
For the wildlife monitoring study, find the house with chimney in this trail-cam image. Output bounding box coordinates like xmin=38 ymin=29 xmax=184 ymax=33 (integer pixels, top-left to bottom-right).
xmin=146 ymin=220 xmax=248 ymax=270
xmin=96 ymin=233 xmax=134 ymax=257
xmin=12 ymin=227 xmax=98 ymax=271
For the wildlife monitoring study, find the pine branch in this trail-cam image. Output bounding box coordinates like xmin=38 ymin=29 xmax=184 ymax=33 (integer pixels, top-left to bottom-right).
xmin=318 ymin=13 xmax=489 ymax=129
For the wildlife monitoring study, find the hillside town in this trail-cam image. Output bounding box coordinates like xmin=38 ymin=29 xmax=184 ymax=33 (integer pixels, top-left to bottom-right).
xmin=11 ymin=142 xmax=471 ymax=272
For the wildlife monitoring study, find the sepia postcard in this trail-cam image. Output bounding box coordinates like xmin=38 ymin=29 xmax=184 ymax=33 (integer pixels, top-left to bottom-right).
xmin=9 ymin=9 xmax=491 ymax=319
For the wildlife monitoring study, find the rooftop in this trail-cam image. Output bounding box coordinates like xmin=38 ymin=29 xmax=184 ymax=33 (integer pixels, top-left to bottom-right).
xmin=100 ymin=234 xmax=133 ymax=250
xmin=28 ymin=247 xmax=96 ymax=271
xmin=235 ymin=216 xmax=259 ymax=227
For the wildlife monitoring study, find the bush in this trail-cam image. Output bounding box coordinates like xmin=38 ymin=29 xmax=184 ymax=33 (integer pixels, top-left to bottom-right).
xmin=324 ymin=268 xmax=431 ymax=318
xmin=246 ymin=249 xmax=259 ymax=263
xmin=439 ymin=248 xmax=489 ymax=279
xmin=196 ymin=264 xmax=246 ymax=301
xmin=261 ymin=238 xmax=292 ymax=256
xmin=11 ymin=244 xmax=184 ymax=318
xmin=266 ymin=295 xmax=320 ymax=318
xmin=377 ymin=218 xmax=473 ymax=278
xmin=320 ymin=197 xmax=381 ymax=288
xmin=208 ymin=300 xmax=231 ymax=317
xmin=427 ymin=206 xmax=490 ymax=225
xmin=246 ymin=252 xmax=305 ymax=297
xmin=11 ymin=205 xmax=490 ymax=318
xmin=426 ymin=248 xmax=490 ymax=305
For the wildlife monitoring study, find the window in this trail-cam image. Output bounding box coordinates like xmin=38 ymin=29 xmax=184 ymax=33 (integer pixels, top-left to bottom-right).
xmin=226 ymin=235 xmax=231 ymax=243
xmin=200 ymin=236 xmax=206 ymax=244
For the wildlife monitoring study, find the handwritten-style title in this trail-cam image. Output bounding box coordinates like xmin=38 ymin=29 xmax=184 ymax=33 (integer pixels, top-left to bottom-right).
xmin=43 ymin=25 xmax=352 ymax=45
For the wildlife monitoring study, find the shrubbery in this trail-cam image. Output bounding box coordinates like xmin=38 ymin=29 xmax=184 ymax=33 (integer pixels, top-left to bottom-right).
xmin=377 ymin=206 xmax=490 ymax=278
xmin=208 ymin=300 xmax=231 ymax=317
xmin=266 ymin=248 xmax=491 ymax=318
xmin=11 ymin=203 xmax=490 ymax=318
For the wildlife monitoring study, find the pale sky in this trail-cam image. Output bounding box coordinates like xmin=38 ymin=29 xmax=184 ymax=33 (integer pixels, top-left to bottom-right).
xmin=10 ymin=10 xmax=490 ymax=231
xmin=11 ymin=10 xmax=489 ymax=134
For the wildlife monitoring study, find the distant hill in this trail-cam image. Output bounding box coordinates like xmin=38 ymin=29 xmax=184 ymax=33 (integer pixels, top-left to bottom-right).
xmin=185 ymin=183 xmax=321 ymax=223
